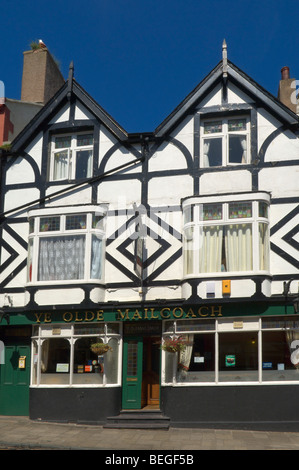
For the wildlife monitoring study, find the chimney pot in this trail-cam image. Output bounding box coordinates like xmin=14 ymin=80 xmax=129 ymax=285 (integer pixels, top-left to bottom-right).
xmin=281 ymin=66 xmax=290 ymax=80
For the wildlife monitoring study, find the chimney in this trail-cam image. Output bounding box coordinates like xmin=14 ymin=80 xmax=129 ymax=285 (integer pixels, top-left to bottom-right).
xmin=278 ymin=66 xmax=297 ymax=113
xmin=21 ymin=46 xmax=65 ymax=104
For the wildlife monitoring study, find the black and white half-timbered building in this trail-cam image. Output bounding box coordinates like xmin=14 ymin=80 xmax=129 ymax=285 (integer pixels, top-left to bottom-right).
xmin=1 ymin=43 xmax=299 ymax=429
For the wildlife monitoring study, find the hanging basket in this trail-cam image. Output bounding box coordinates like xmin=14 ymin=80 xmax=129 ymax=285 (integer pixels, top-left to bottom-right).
xmin=90 ymin=343 xmax=112 ymax=355
xmin=161 ymin=337 xmax=187 ymax=354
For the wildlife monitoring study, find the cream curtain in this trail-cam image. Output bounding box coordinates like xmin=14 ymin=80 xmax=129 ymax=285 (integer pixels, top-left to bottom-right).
xmin=225 ymin=224 xmax=252 ymax=272
xmin=53 ymin=150 xmax=69 ymax=180
xmin=199 ymin=225 xmax=223 ymax=273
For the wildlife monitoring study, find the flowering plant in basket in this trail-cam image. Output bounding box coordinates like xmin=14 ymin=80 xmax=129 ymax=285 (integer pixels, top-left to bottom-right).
xmin=90 ymin=342 xmax=112 ymax=355
xmin=161 ymin=336 xmax=187 ymax=353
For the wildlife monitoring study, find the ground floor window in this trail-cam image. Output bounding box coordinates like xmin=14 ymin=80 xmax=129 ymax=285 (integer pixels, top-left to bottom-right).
xmin=31 ymin=323 xmax=122 ymax=386
xmin=162 ymin=317 xmax=299 ymax=385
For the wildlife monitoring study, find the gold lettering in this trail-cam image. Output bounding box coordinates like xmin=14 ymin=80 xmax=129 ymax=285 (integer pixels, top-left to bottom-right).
xmin=34 ymin=312 xmax=43 ymax=323
xmin=211 ymin=305 xmax=222 ymax=317
xmin=63 ymin=311 xmax=73 ymax=322
xmin=117 ymin=309 xmax=130 ymax=320
xmin=144 ymin=308 xmax=149 ymax=319
xmin=44 ymin=312 xmax=52 ymax=323
xmin=198 ymin=306 xmax=209 ymax=317
xmin=84 ymin=311 xmax=95 ymax=322
xmin=186 ymin=308 xmax=196 ymax=318
xmin=96 ymin=310 xmax=104 ymax=321
xmin=172 ymin=307 xmax=184 ymax=318
xmin=150 ymin=308 xmax=159 ymax=319
xmin=160 ymin=308 xmax=171 ymax=319
xmin=75 ymin=311 xmax=83 ymax=322
xmin=132 ymin=309 xmax=142 ymax=320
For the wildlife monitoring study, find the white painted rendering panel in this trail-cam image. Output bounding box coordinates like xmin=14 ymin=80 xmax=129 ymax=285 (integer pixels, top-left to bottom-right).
xmin=35 ymin=288 xmax=85 ymax=306
xmin=148 ymin=175 xmax=193 ymax=205
xmin=149 ymin=140 xmax=189 ymax=171
xmin=200 ymin=170 xmax=252 ymax=195
xmin=74 ymin=100 xmax=95 ymax=120
xmin=259 ymin=167 xmax=299 ymax=197
xmin=49 ymin=103 xmax=70 ymax=123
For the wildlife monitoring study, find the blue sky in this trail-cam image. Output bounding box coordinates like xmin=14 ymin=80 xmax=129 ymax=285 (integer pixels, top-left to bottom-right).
xmin=1 ymin=0 xmax=298 ymax=132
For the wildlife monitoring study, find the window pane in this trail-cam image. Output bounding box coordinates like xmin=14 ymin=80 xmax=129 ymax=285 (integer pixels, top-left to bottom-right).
xmin=184 ymin=205 xmax=194 ymax=224
xmin=219 ymin=332 xmax=258 ymax=382
xmin=77 ymin=134 xmax=93 ymax=146
xmin=92 ymin=214 xmax=105 ymax=229
xmin=177 ymin=333 xmax=215 ymax=383
xmin=262 ymin=331 xmax=299 ymax=381
xmin=204 ymin=121 xmax=222 ymax=134
xmin=75 ymin=149 xmax=92 ymax=179
xmin=27 ymin=238 xmax=33 ymax=282
xmin=225 ymin=224 xmax=252 ymax=271
xmin=65 ymin=214 xmax=86 ymax=230
xmin=54 ymin=136 xmax=71 ymax=149
xmin=53 ymin=150 xmax=69 ymax=180
xmin=229 ymin=202 xmax=252 ymax=219
xmin=203 ymin=138 xmax=222 ymax=167
xmin=259 ymin=223 xmax=269 ymax=270
xmin=73 ymin=336 xmax=104 ymax=384
xmin=259 ymin=202 xmax=268 ymax=218
xmin=228 ymin=119 xmax=246 ymax=132
xmin=29 ymin=218 xmax=35 ymax=234
xmin=40 ymin=338 xmax=70 ymax=384
xmin=40 ymin=216 xmax=60 ymax=232
xmin=202 ymin=203 xmax=222 ymax=220
xmin=184 ymin=227 xmax=194 ymax=275
xmin=38 ymin=235 xmax=85 ymax=281
xmin=105 ymin=338 xmax=119 ymax=384
xmin=90 ymin=235 xmax=102 ymax=279
xmin=199 ymin=225 xmax=223 ymax=273
xmin=176 ymin=320 xmax=215 ymax=332
xmin=228 ymin=135 xmax=247 ymax=163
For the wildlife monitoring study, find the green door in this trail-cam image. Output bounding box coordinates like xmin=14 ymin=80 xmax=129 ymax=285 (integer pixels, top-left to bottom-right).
xmin=0 ymin=342 xmax=31 ymax=416
xmin=122 ymin=337 xmax=143 ymax=409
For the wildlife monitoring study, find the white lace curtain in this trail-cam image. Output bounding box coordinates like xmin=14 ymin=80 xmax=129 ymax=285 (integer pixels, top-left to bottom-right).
xmin=38 ymin=235 xmax=85 ymax=281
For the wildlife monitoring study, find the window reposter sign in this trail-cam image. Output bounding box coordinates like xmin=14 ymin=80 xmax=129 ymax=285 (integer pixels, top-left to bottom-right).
xmin=225 ymin=355 xmax=236 ymax=367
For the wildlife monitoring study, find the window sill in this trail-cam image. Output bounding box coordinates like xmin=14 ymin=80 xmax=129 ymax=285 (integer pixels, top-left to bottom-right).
xmin=182 ymin=271 xmax=271 ymax=280
xmin=26 ymin=280 xmax=105 ymax=288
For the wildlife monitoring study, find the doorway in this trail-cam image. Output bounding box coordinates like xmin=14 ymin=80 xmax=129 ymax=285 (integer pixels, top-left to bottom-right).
xmin=122 ymin=335 xmax=161 ymax=410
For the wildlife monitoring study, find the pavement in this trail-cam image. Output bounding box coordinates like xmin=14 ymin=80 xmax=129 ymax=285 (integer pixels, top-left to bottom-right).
xmin=1 ymin=416 xmax=299 ymax=451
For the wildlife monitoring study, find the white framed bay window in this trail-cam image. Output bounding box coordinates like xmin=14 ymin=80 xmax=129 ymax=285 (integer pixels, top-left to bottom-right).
xmin=27 ymin=206 xmax=106 ymax=284
xmin=182 ymin=192 xmax=270 ymax=277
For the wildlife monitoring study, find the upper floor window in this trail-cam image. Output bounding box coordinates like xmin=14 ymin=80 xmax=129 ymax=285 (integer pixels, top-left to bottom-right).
xmin=49 ymin=133 xmax=94 ymax=181
xmin=27 ymin=207 xmax=105 ymax=283
xmin=182 ymin=193 xmax=270 ymax=277
xmin=201 ymin=117 xmax=250 ymax=167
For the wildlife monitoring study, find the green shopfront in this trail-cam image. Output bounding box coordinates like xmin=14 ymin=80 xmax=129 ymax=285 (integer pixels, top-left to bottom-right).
xmin=1 ymin=302 xmax=299 ymax=429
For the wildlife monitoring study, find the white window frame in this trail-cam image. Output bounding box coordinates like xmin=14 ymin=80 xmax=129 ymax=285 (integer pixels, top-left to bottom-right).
xmin=27 ymin=206 xmax=106 ymax=285
xmin=31 ymin=322 xmax=122 ymax=387
xmin=182 ymin=192 xmax=270 ymax=278
xmin=49 ymin=132 xmax=94 ymax=181
xmin=200 ymin=116 xmax=250 ymax=167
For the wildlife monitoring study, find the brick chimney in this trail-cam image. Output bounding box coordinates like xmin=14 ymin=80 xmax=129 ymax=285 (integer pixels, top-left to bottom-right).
xmin=21 ymin=47 xmax=65 ymax=104
xmin=278 ymin=66 xmax=297 ymax=114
